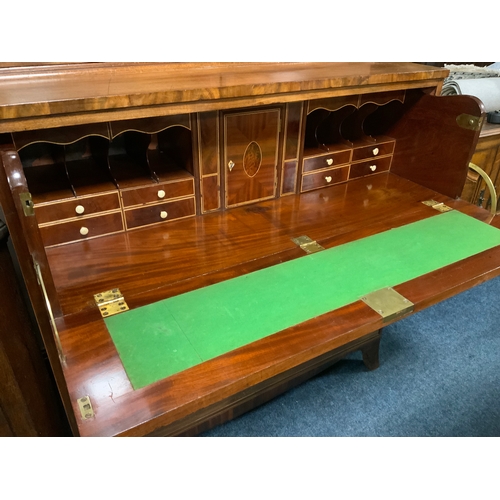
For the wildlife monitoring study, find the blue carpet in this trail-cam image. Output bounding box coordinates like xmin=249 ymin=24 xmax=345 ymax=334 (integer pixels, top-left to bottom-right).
xmin=202 ymin=275 xmax=500 ymax=437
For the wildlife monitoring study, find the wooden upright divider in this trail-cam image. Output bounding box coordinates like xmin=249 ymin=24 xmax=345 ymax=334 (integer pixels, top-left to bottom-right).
xmin=0 ymin=62 xmax=498 ymax=437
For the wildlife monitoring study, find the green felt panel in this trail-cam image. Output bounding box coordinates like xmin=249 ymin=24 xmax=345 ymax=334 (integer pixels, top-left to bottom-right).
xmin=105 ymin=211 xmax=500 ymax=389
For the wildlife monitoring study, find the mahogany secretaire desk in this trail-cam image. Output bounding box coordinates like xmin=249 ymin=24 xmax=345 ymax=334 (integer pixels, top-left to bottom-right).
xmin=1 ymin=62 xmax=500 ymax=437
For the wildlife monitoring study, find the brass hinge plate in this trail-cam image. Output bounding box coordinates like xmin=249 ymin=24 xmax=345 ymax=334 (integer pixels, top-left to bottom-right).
xmin=361 ymin=287 xmax=414 ymax=322
xmin=456 ymin=113 xmax=482 ymax=131
xmin=94 ymin=288 xmax=129 ymax=317
xmin=422 ymin=200 xmax=453 ymax=212
xmin=291 ymin=235 xmax=325 ymax=254
xmin=19 ymin=192 xmax=35 ymax=216
xmin=77 ymin=396 xmax=94 ymax=420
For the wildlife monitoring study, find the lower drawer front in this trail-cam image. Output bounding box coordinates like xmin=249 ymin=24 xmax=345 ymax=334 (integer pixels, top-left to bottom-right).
xmin=301 ymin=166 xmax=349 ymax=192
xmin=39 ymin=212 xmax=124 ymax=247
xmin=125 ymin=197 xmax=195 ymax=229
xmin=349 ymin=156 xmax=391 ymax=179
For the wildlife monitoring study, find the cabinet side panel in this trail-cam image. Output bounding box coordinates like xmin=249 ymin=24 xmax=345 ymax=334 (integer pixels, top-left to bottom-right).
xmin=0 ymin=146 xmax=78 ymax=434
xmin=390 ymin=93 xmax=484 ymax=199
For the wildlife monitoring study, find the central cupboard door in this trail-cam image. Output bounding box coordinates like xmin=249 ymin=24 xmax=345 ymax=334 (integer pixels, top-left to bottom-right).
xmin=224 ymin=108 xmax=281 ymax=208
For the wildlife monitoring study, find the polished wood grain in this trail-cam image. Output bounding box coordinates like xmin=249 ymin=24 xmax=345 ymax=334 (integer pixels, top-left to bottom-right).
xmin=307 ymin=95 xmax=359 ymax=115
xmin=284 ymin=102 xmax=303 ymax=161
xmin=34 ymin=192 xmax=120 ymax=224
xmin=124 ymin=197 xmax=195 ymax=229
xmin=281 ymin=160 xmax=297 ymax=194
xmin=45 ymin=173 xmax=498 ymax=436
xmin=0 ymin=233 xmax=69 ymax=436
xmin=349 ymin=156 xmax=391 ymax=179
xmin=351 ymin=140 xmax=395 ymax=162
xmin=51 ymin=191 xmax=500 ymax=435
xmin=12 ymin=122 xmax=110 ymax=149
xmin=2 ymin=63 xmax=496 ymax=438
xmin=120 ymin=178 xmax=194 ymax=207
xmin=109 ymin=114 xmax=191 ymax=137
xmin=0 ymin=146 xmax=78 ymax=434
xmin=303 ymin=150 xmax=351 ymax=172
xmin=0 ymin=63 xmax=447 ymax=132
xmin=390 ymin=93 xmax=484 ymax=199
xmin=198 ymin=111 xmax=219 ymax=177
xmin=301 ymin=165 xmax=349 ymax=191
xmin=224 ymin=108 xmax=280 ymax=208
xmin=201 ymin=175 xmax=220 ymax=212
xmin=40 ymin=212 xmax=124 ymax=247
xmin=46 ymin=173 xmax=487 ymax=319
xmin=359 ymin=89 xmax=406 ymax=106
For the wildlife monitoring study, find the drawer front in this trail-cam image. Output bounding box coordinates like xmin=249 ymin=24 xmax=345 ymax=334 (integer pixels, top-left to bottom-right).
xmin=125 ymin=197 xmax=195 ymax=229
xmin=301 ymin=166 xmax=349 ymax=192
xmin=121 ymin=179 xmax=194 ymax=207
xmin=39 ymin=212 xmax=124 ymax=247
xmin=35 ymin=192 xmax=120 ymax=224
xmin=352 ymin=141 xmax=395 ymax=162
xmin=349 ymin=156 xmax=392 ymax=179
xmin=303 ymin=150 xmax=351 ymax=173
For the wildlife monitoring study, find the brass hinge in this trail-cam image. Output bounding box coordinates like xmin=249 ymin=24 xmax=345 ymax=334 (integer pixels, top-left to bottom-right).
xmin=291 ymin=235 xmax=325 ymax=254
xmin=94 ymin=288 xmax=129 ymax=318
xmin=422 ymin=199 xmax=453 ymax=212
xmin=456 ymin=113 xmax=482 ymax=132
xmin=19 ymin=192 xmax=35 ymax=217
xmin=77 ymin=396 xmax=94 ymax=420
xmin=361 ymin=287 xmax=414 ymax=322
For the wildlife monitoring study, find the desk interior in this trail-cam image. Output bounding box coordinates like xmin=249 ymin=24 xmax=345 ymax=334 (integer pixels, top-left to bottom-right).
xmin=46 ymin=173 xmax=486 ymax=319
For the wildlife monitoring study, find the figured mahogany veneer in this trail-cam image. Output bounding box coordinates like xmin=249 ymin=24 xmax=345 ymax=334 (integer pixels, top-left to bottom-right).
xmin=0 ymin=62 xmax=496 ymax=437
xmin=0 ymin=63 xmax=448 ymax=132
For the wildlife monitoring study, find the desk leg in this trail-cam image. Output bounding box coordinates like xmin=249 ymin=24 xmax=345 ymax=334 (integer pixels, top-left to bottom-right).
xmin=361 ymin=329 xmax=381 ymax=371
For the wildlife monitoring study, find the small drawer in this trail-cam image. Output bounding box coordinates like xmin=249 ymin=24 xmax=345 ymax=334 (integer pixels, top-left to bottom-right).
xmin=351 ymin=141 xmax=395 ymax=162
xmin=302 ymin=150 xmax=351 ymax=173
xmin=125 ymin=197 xmax=195 ymax=229
xmin=121 ymin=178 xmax=194 ymax=207
xmin=301 ymin=166 xmax=349 ymax=192
xmin=39 ymin=212 xmax=124 ymax=247
xmin=34 ymin=192 xmax=120 ymax=224
xmin=349 ymin=156 xmax=392 ymax=179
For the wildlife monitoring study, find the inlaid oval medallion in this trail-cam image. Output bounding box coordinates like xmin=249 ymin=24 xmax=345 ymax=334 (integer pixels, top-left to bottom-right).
xmin=243 ymin=141 xmax=262 ymax=178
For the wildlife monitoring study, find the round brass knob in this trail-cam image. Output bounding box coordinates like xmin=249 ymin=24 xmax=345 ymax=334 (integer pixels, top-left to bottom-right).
xmin=75 ymin=205 xmax=85 ymax=215
xmin=160 ymin=211 xmax=168 ymax=219
xmin=158 ymin=190 xmax=166 ymax=199
xmin=80 ymin=227 xmax=89 ymax=236
xmin=372 ymin=148 xmax=380 ymax=156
